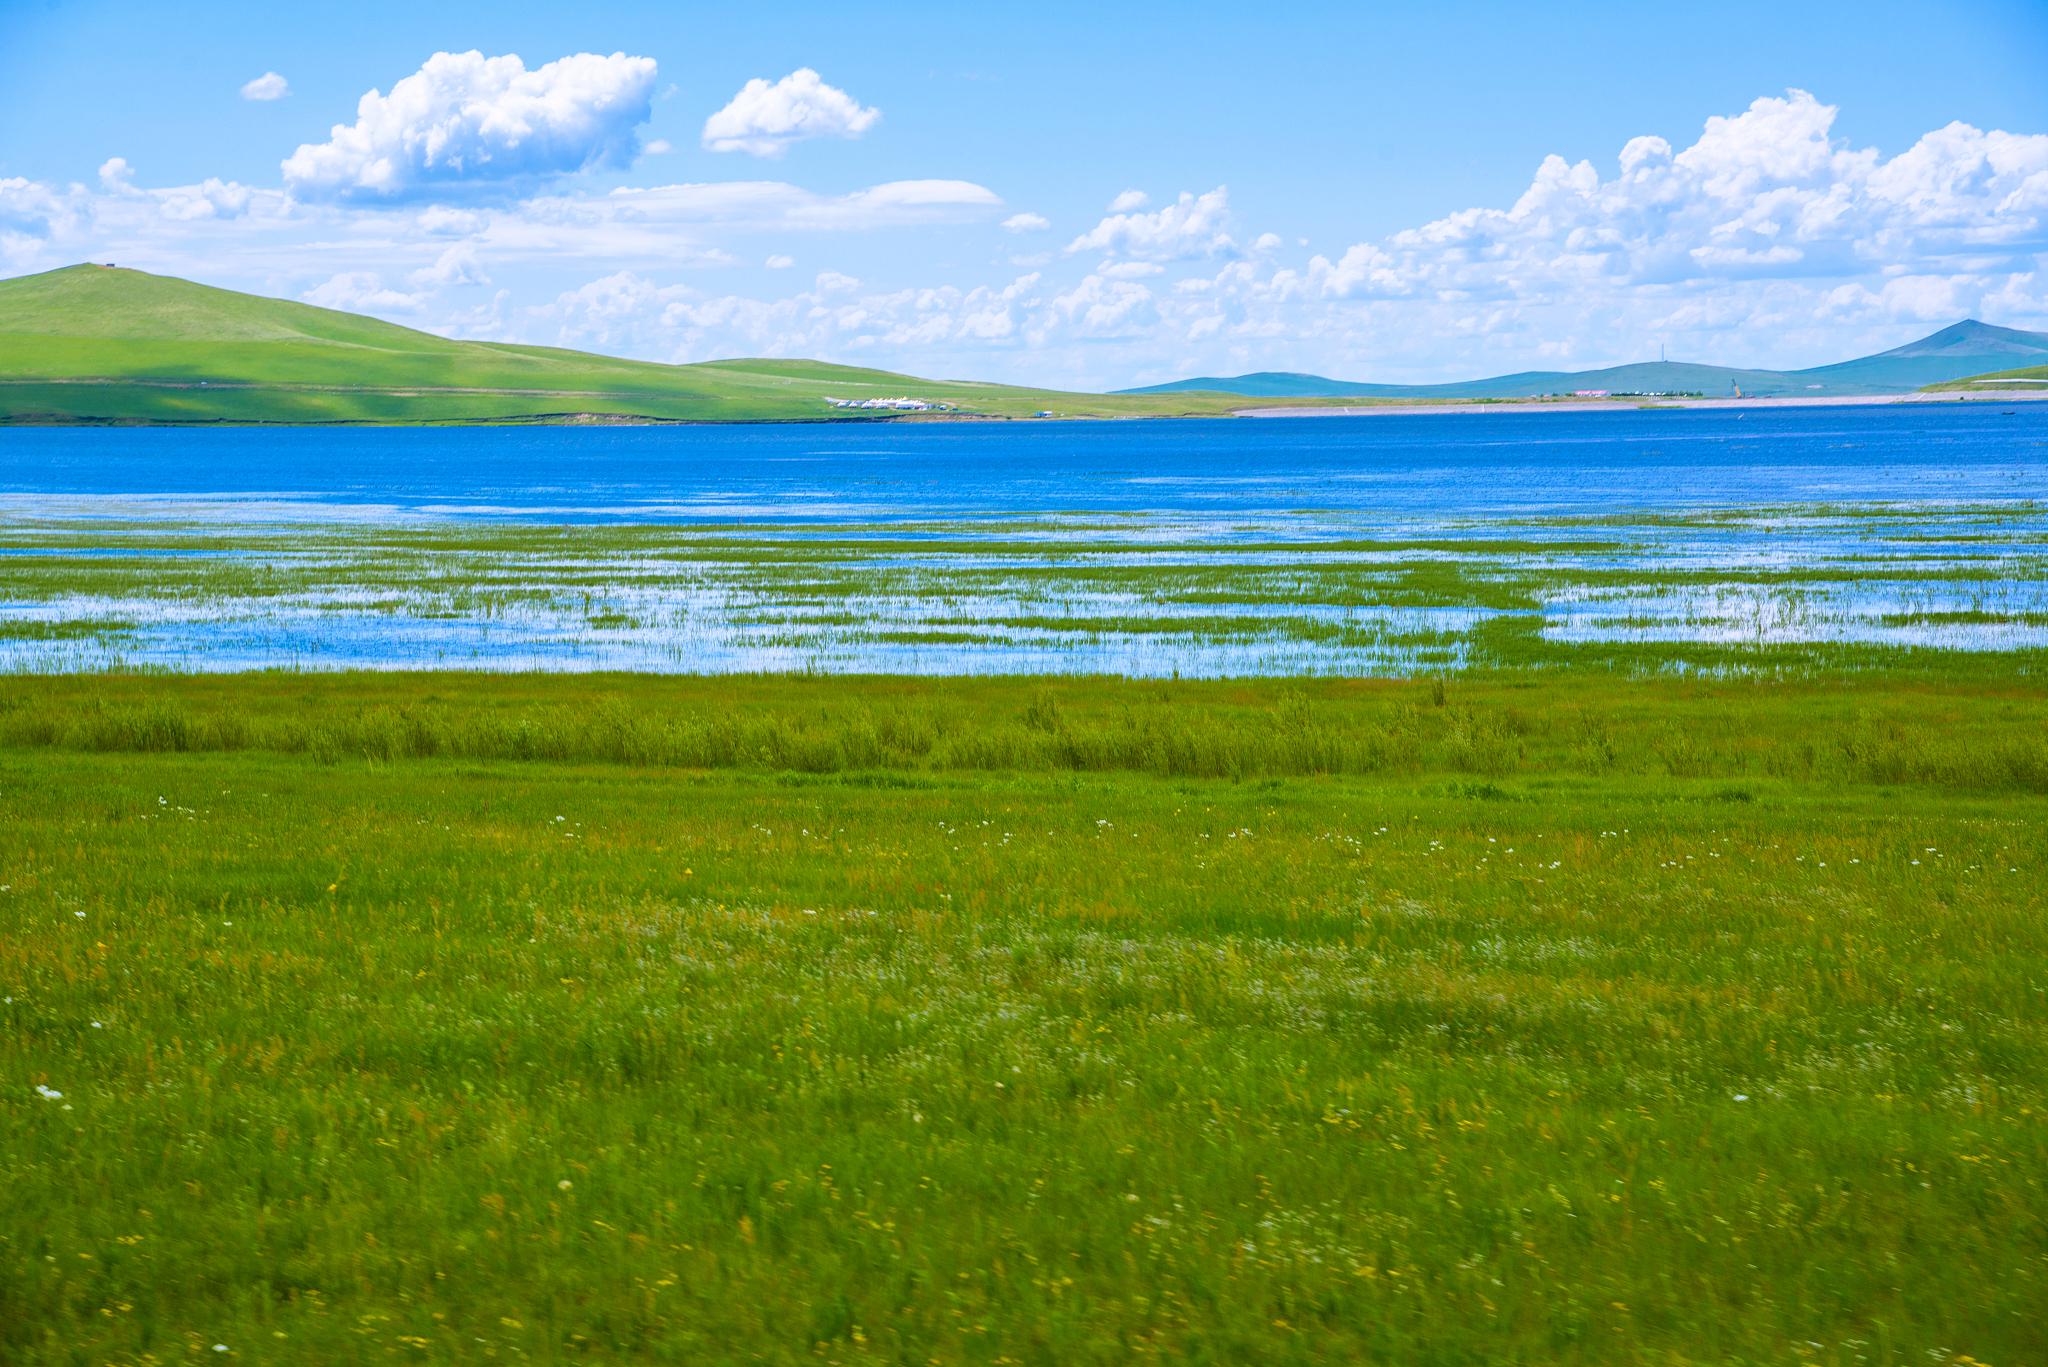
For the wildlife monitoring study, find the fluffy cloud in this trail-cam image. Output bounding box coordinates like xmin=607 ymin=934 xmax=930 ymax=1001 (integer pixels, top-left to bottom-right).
xmin=410 ymin=244 xmax=489 ymax=289
xmin=417 ymin=206 xmax=487 ymax=236
xmin=1107 ymin=189 xmax=1150 ymax=213
xmin=240 ymin=72 xmax=290 ymax=102
xmin=282 ymin=50 xmax=658 ymax=200
xmin=0 ymin=178 xmax=80 ymax=268
xmin=88 ymin=158 xmax=256 ymax=221
xmin=299 ymin=246 xmax=489 ymax=317
xmin=701 ymin=69 xmax=880 ymax=157
xmin=1042 ymin=273 xmax=1158 ymax=337
xmin=1002 ymin=212 xmax=1050 ymax=233
xmin=301 ymin=272 xmax=431 ymax=314
xmin=157 ymin=179 xmax=257 ymax=222
xmin=1298 ymin=90 xmax=2048 ymax=312
xmin=98 ymin=158 xmax=139 ymax=193
xmin=1066 ymin=187 xmax=1237 ymax=260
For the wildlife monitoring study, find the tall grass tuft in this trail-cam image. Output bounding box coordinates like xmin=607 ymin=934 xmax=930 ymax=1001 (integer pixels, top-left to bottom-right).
xmin=1 ymin=674 xmax=2044 ymax=792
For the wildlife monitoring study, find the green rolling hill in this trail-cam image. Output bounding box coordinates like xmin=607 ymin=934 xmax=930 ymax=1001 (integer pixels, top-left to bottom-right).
xmin=1116 ymin=320 xmax=2048 ymax=399
xmin=0 ymin=264 xmax=1296 ymax=425
xmin=8 ymin=263 xmax=2043 ymax=425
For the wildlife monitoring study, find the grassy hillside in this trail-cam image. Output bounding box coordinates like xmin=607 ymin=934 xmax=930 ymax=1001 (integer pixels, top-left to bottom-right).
xmin=0 ymin=265 xmax=1349 ymax=425
xmin=1918 ymin=362 xmax=2048 ymax=394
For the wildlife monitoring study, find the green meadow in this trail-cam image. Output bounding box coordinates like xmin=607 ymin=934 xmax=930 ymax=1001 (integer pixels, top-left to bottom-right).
xmin=2 ymin=671 xmax=2044 ymax=1365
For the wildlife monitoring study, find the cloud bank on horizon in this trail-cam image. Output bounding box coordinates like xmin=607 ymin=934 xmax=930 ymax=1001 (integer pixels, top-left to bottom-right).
xmin=1 ymin=49 xmax=2044 ymax=389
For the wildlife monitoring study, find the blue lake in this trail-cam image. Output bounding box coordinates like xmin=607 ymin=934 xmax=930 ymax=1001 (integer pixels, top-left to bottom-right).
xmin=4 ymin=403 xmax=2045 ymax=524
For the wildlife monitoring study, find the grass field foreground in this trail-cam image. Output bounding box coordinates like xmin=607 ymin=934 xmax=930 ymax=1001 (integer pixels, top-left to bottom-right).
xmin=2 ymin=672 xmax=2044 ymax=1364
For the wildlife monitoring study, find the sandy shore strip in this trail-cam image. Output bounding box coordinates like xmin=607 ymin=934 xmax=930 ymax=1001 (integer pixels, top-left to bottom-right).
xmin=1234 ymin=392 xmax=2048 ymax=418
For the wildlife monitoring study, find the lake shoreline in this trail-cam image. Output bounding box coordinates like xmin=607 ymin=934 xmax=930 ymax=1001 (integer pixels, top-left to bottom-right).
xmin=1234 ymin=390 xmax=2048 ymax=418
xmin=10 ymin=387 xmax=2046 ymax=428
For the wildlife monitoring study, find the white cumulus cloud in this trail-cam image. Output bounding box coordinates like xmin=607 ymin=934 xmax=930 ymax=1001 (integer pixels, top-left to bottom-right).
xmin=300 ymin=245 xmax=489 ymax=318
xmin=98 ymin=158 xmax=140 ymax=194
xmin=241 ymin=72 xmax=290 ymax=102
xmin=1002 ymin=212 xmax=1050 ymax=233
xmin=0 ymin=178 xmax=81 ymax=267
xmin=158 ymin=179 xmax=256 ymax=222
xmin=416 ymin=206 xmax=487 ymax=237
xmin=1296 ymin=88 xmax=2048 ymax=316
xmin=1067 ymin=187 xmax=1237 ymax=261
xmin=409 ymin=244 xmax=489 ymax=289
xmin=1107 ymin=189 xmax=1150 ymax=213
xmin=1042 ymin=273 xmax=1159 ymax=337
xmin=301 ymin=272 xmax=431 ymax=314
xmin=701 ymin=68 xmax=880 ymax=158
xmin=282 ymin=50 xmax=658 ymax=201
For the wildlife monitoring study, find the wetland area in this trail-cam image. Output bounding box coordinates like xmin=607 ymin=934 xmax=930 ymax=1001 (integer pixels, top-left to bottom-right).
xmin=3 ymin=404 xmax=2045 ymax=1365
xmin=5 ymin=403 xmax=2047 ymax=676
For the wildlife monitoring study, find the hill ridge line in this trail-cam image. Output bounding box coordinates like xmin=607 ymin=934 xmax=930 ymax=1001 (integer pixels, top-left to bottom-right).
xmin=6 ymin=264 xmax=2045 ymax=423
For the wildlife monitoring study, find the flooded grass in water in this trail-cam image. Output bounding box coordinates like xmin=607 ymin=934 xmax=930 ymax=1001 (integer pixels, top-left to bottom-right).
xmin=2 ymin=506 xmax=2047 ymax=675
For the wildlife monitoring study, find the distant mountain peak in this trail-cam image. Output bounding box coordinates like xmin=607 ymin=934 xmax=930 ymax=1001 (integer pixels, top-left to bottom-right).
xmin=1114 ymin=318 xmax=2048 ymax=398
xmin=1875 ymin=319 xmax=2048 ymax=359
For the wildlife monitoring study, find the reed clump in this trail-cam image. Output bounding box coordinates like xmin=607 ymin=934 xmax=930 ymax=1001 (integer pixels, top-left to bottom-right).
xmin=0 ymin=688 xmax=1426 ymax=779
xmin=2 ymin=674 xmax=2041 ymax=792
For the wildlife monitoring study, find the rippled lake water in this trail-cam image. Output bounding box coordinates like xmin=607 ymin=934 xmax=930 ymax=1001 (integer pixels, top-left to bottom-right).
xmin=3 ymin=403 xmax=2045 ymax=674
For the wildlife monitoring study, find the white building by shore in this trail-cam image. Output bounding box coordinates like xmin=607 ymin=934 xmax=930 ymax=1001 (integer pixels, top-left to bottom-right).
xmin=827 ymin=396 xmax=944 ymax=411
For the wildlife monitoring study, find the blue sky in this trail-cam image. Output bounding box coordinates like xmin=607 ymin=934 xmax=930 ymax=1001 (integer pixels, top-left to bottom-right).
xmin=3 ymin=0 xmax=2046 ymax=389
